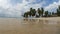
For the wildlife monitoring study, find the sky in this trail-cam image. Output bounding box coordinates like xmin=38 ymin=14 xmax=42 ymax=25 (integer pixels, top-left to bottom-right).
xmin=0 ymin=0 xmax=60 ymax=18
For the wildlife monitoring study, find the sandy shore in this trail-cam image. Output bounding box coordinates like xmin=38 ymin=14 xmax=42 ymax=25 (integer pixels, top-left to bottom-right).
xmin=0 ymin=17 xmax=60 ymax=34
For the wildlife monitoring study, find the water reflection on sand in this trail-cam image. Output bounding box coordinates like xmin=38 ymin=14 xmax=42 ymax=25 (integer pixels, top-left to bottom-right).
xmin=0 ymin=18 xmax=60 ymax=34
xmin=22 ymin=19 xmax=59 ymax=25
xmin=21 ymin=19 xmax=60 ymax=34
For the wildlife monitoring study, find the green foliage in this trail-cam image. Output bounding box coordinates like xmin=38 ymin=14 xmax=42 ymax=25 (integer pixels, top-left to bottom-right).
xmin=30 ymin=8 xmax=36 ymax=17
xmin=41 ymin=7 xmax=44 ymax=16
xmin=32 ymin=9 xmax=36 ymax=16
xmin=23 ymin=5 xmax=60 ymax=18
xmin=37 ymin=8 xmax=42 ymax=17
xmin=23 ymin=12 xmax=28 ymax=18
xmin=44 ymin=11 xmax=48 ymax=17
xmin=23 ymin=8 xmax=36 ymax=18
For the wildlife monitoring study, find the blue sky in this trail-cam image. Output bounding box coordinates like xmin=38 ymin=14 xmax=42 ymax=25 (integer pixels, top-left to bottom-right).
xmin=0 ymin=0 xmax=60 ymax=18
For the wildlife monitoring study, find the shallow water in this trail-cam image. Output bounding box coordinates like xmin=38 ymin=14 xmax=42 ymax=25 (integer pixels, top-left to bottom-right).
xmin=0 ymin=18 xmax=60 ymax=34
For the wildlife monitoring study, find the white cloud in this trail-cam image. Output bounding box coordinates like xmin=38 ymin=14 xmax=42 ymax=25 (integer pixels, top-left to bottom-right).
xmin=0 ymin=0 xmax=52 ymax=17
xmin=0 ymin=0 xmax=59 ymax=18
xmin=22 ymin=0 xmax=45 ymax=12
xmin=0 ymin=0 xmax=27 ymax=17
xmin=45 ymin=0 xmax=60 ymax=12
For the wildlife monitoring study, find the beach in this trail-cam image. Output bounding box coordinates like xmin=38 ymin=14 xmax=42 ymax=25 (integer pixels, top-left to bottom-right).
xmin=0 ymin=17 xmax=60 ymax=34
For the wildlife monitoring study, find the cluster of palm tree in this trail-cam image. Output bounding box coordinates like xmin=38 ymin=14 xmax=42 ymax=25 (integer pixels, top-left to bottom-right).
xmin=23 ymin=8 xmax=36 ymax=18
xmin=22 ymin=5 xmax=60 ymax=18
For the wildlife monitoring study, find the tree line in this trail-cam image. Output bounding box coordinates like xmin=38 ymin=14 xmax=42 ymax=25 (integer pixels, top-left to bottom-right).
xmin=22 ymin=5 xmax=60 ymax=18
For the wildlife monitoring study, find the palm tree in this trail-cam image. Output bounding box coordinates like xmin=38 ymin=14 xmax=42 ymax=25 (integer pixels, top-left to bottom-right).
xmin=32 ymin=9 xmax=36 ymax=16
xmin=44 ymin=11 xmax=48 ymax=17
xmin=29 ymin=8 xmax=36 ymax=17
xmin=23 ymin=12 xmax=28 ymax=18
xmin=52 ymin=12 xmax=54 ymax=15
xmin=59 ymin=5 xmax=60 ymax=9
xmin=57 ymin=6 xmax=60 ymax=16
xmin=23 ymin=8 xmax=36 ymax=18
xmin=29 ymin=8 xmax=33 ymax=17
xmin=41 ymin=7 xmax=44 ymax=17
xmin=37 ymin=8 xmax=42 ymax=17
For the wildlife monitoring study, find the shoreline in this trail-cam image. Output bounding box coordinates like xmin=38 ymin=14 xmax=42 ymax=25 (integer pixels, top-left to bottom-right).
xmin=0 ymin=17 xmax=60 ymax=21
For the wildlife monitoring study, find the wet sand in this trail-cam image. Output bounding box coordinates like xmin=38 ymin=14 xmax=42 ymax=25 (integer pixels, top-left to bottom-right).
xmin=0 ymin=18 xmax=60 ymax=34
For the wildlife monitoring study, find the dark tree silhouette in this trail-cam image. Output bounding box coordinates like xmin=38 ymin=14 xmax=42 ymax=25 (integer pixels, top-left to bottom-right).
xmin=57 ymin=6 xmax=60 ymax=16
xmin=41 ymin=7 xmax=44 ymax=17
xmin=23 ymin=5 xmax=60 ymax=18
xmin=44 ymin=11 xmax=48 ymax=17
xmin=31 ymin=9 xmax=36 ymax=16
xmin=52 ymin=12 xmax=55 ymax=15
xmin=23 ymin=12 xmax=28 ymax=18
xmin=37 ymin=8 xmax=42 ymax=17
xmin=29 ymin=8 xmax=32 ymax=17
